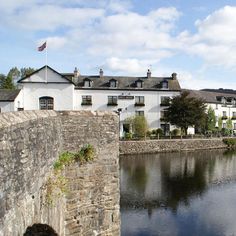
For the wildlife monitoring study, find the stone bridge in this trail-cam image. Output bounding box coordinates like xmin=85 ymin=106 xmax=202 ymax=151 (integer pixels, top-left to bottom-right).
xmin=0 ymin=111 xmax=120 ymax=236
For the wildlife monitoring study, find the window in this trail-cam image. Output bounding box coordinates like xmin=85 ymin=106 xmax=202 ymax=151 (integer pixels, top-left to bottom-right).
xmin=107 ymin=96 xmax=118 ymax=105
xmin=110 ymin=80 xmax=117 ymax=88
xmin=135 ymin=96 xmax=145 ymax=106
xmin=160 ymin=110 xmax=168 ymax=121
xmin=223 ymin=111 xmax=227 ymax=116
xmin=81 ymin=95 xmax=92 ymax=105
xmin=223 ymin=123 xmax=226 ymax=128
xmin=39 ymin=97 xmax=54 ymax=110
xmin=84 ymin=79 xmax=92 ymax=88
xmin=136 ymin=80 xmax=143 ymax=88
xmin=234 ymin=123 xmax=236 ymax=130
xmin=17 ymin=108 xmax=24 ymax=111
xmin=233 ymin=112 xmax=236 ymax=117
xmin=135 ymin=111 xmax=144 ymax=116
xmin=160 ymin=96 xmax=170 ymax=106
xmin=161 ymin=80 xmax=168 ymax=89
xmin=216 ymin=104 xmax=218 ymax=109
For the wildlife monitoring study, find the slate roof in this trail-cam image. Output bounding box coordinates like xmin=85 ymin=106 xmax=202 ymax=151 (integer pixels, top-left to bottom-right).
xmin=185 ymin=89 xmax=236 ymax=104
xmin=0 ymin=89 xmax=20 ymax=102
xmin=62 ymin=73 xmax=181 ymax=91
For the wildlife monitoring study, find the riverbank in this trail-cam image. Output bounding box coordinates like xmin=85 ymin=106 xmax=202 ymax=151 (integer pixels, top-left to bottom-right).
xmin=119 ymin=138 xmax=227 ymax=154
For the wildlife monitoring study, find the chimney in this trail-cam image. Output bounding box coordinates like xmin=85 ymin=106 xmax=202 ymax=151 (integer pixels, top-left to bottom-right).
xmin=147 ymin=69 xmax=151 ymax=78
xmin=74 ymin=67 xmax=80 ymax=78
xmin=73 ymin=67 xmax=80 ymax=84
xmin=171 ymin=72 xmax=177 ymax=80
xmin=99 ymin=68 xmax=104 ymax=78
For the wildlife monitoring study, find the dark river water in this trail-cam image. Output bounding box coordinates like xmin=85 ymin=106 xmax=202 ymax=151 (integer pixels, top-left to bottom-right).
xmin=120 ymin=149 xmax=236 ymax=236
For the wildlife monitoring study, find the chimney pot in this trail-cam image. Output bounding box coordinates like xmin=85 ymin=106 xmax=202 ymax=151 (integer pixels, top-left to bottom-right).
xmin=99 ymin=68 xmax=104 ymax=78
xmin=147 ymin=69 xmax=151 ymax=78
xmin=74 ymin=67 xmax=80 ymax=78
xmin=172 ymin=72 xmax=177 ymax=80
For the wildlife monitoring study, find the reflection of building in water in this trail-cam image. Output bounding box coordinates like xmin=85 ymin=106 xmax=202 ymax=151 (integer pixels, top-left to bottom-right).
xmin=120 ymin=150 xmax=236 ymax=210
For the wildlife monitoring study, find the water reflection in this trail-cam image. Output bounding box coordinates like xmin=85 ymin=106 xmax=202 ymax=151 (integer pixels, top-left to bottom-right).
xmin=120 ymin=149 xmax=236 ymax=236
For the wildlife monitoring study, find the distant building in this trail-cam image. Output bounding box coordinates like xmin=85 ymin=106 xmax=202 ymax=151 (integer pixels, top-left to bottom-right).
xmin=0 ymin=89 xmax=23 ymax=112
xmin=14 ymin=65 xmax=181 ymax=136
xmin=187 ymin=89 xmax=236 ymax=130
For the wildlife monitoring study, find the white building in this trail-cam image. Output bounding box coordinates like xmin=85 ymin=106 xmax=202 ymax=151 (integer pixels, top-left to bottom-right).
xmin=187 ymin=89 xmax=236 ymax=131
xmin=15 ymin=65 xmax=181 ymax=135
xmin=0 ymin=89 xmax=23 ymax=112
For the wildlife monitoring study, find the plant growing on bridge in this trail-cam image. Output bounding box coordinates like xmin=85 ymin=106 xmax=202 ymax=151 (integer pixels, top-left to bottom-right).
xmin=45 ymin=144 xmax=95 ymax=205
xmin=53 ymin=144 xmax=95 ymax=171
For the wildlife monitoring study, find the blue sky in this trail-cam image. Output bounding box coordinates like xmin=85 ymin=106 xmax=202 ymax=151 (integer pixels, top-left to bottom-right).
xmin=1 ymin=0 xmax=236 ymax=89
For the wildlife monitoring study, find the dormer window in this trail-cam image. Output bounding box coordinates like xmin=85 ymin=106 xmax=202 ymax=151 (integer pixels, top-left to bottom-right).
xmin=161 ymin=80 xmax=168 ymax=89
xmin=109 ymin=79 xmax=117 ymax=88
xmin=84 ymin=78 xmax=92 ymax=88
xmin=135 ymin=79 xmax=143 ymax=88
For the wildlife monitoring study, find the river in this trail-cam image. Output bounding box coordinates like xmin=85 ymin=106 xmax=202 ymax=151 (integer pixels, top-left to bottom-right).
xmin=120 ymin=149 xmax=236 ymax=236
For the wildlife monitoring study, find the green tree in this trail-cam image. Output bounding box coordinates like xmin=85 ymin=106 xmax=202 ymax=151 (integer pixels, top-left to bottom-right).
xmin=125 ymin=115 xmax=148 ymax=138
xmin=165 ymin=91 xmax=207 ymax=135
xmin=206 ymin=106 xmax=216 ymax=132
xmin=7 ymin=67 xmax=20 ymax=79
xmin=20 ymin=67 xmax=35 ymax=77
xmin=0 ymin=74 xmax=6 ymax=88
xmin=2 ymin=76 xmax=15 ymax=89
xmin=218 ymin=116 xmax=222 ymax=131
xmin=226 ymin=118 xmax=233 ymax=131
xmin=133 ymin=116 xmax=148 ymax=138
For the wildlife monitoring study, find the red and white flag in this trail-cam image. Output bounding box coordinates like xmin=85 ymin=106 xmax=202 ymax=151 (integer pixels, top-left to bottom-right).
xmin=38 ymin=42 xmax=46 ymax=51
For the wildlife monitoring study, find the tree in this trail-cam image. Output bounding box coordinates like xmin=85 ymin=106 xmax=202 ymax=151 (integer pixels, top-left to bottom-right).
xmin=206 ymin=106 xmax=216 ymax=132
xmin=218 ymin=116 xmax=222 ymax=131
xmin=125 ymin=115 xmax=148 ymax=138
xmin=133 ymin=116 xmax=148 ymax=138
xmin=2 ymin=75 xmax=15 ymax=89
xmin=165 ymin=91 xmax=207 ymax=135
xmin=0 ymin=74 xmax=6 ymax=88
xmin=20 ymin=67 xmax=35 ymax=78
xmin=226 ymin=118 xmax=232 ymax=131
xmin=0 ymin=66 xmax=35 ymax=89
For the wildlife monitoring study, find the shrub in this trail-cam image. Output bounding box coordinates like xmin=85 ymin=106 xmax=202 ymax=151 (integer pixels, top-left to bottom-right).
xmin=155 ymin=128 xmax=163 ymax=136
xmin=124 ymin=132 xmax=133 ymax=140
xmin=171 ymin=128 xmax=181 ymax=136
xmin=223 ymin=138 xmax=236 ymax=148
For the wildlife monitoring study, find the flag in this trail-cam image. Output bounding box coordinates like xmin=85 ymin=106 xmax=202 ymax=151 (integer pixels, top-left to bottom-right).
xmin=38 ymin=42 xmax=46 ymax=51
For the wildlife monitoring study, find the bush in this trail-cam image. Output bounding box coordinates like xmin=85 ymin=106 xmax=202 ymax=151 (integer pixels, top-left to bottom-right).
xmin=155 ymin=128 xmax=163 ymax=136
xmin=124 ymin=132 xmax=133 ymax=140
xmin=133 ymin=116 xmax=148 ymax=138
xmin=223 ymin=138 xmax=236 ymax=148
xmin=221 ymin=128 xmax=231 ymax=136
xmin=171 ymin=128 xmax=181 ymax=136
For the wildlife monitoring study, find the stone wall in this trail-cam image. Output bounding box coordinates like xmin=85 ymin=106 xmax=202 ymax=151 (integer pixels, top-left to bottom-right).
xmin=0 ymin=110 xmax=120 ymax=236
xmin=119 ymin=138 xmax=227 ymax=155
xmin=61 ymin=111 xmax=120 ymax=236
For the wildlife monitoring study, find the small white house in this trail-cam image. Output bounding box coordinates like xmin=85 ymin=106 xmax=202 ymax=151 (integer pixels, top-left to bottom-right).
xmin=16 ymin=65 xmax=182 ymax=135
xmin=0 ymin=89 xmax=23 ymax=112
xmin=187 ymin=89 xmax=236 ymax=131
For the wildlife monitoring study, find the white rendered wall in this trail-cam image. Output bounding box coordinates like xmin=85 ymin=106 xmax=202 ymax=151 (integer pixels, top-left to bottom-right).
xmin=74 ymin=89 xmax=180 ymax=132
xmin=21 ymin=83 xmax=74 ymax=110
xmin=0 ymin=101 xmax=15 ymax=112
xmin=207 ymin=103 xmax=236 ymax=129
xmin=0 ymin=90 xmax=23 ymax=112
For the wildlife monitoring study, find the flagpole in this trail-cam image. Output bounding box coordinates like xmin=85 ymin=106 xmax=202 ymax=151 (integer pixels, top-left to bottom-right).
xmin=46 ymin=41 xmax=48 ymax=83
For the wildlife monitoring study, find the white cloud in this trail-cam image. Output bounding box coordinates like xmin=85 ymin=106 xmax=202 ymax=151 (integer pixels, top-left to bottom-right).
xmin=182 ymin=6 xmax=236 ymax=68
xmin=8 ymin=5 xmax=104 ymax=31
